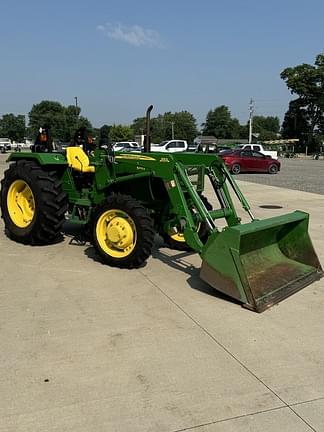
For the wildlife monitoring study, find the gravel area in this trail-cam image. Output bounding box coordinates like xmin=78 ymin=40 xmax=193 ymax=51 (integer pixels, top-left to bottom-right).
xmin=238 ymin=158 xmax=324 ymax=195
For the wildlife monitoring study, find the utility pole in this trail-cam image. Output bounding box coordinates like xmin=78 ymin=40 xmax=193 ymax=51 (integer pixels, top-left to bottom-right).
xmin=249 ymin=98 xmax=254 ymax=144
xmin=171 ymin=121 xmax=175 ymax=140
xmin=74 ymin=96 xmax=78 ymax=131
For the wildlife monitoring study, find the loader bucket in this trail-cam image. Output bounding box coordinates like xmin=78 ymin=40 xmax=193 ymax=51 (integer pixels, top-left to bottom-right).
xmin=200 ymin=210 xmax=322 ymax=312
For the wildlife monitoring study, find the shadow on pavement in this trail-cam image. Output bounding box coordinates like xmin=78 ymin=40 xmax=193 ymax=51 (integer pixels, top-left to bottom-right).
xmin=152 ymin=245 xmax=241 ymax=306
xmin=62 ymin=224 xmax=241 ymax=307
xmin=84 ymin=244 xmax=148 ymax=269
xmin=62 ymin=221 xmax=89 ymax=245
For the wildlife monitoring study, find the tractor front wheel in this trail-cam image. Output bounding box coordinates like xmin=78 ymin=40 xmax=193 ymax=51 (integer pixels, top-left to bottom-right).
xmin=0 ymin=160 xmax=67 ymax=244
xmin=163 ymin=194 xmax=212 ymax=251
xmin=92 ymin=194 xmax=155 ymax=268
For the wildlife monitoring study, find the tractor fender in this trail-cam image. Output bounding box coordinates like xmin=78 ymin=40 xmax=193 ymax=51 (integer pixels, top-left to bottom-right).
xmin=7 ymin=152 xmax=67 ymax=167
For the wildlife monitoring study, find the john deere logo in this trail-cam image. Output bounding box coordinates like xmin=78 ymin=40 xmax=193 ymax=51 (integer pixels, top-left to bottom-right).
xmin=115 ymin=155 xmax=156 ymax=161
xmin=159 ymin=157 xmax=170 ymax=163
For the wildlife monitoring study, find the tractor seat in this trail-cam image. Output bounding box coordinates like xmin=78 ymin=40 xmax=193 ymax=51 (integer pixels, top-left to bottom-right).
xmin=66 ymin=147 xmax=95 ymax=173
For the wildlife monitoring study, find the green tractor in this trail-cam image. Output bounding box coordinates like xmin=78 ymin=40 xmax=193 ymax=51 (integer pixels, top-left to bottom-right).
xmin=1 ymin=106 xmax=322 ymax=312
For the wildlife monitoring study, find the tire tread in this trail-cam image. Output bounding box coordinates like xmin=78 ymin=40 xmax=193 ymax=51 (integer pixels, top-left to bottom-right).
xmin=0 ymin=161 xmax=68 ymax=245
xmin=92 ymin=194 xmax=154 ymax=268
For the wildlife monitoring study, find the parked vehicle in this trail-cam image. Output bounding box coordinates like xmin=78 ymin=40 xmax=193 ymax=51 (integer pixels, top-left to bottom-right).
xmin=12 ymin=143 xmax=22 ymax=152
xmin=13 ymin=140 xmax=33 ymax=151
xmin=151 ymin=140 xmax=188 ymax=153
xmin=220 ymin=149 xmax=280 ymax=174
xmin=193 ymin=136 xmax=217 ymax=152
xmin=216 ymin=146 xmax=232 ymax=153
xmin=113 ymin=141 xmax=141 ymax=152
xmin=56 ymin=142 xmax=71 ymax=152
xmin=234 ymin=144 xmax=278 ymax=160
xmin=0 ymin=138 xmax=11 ymax=153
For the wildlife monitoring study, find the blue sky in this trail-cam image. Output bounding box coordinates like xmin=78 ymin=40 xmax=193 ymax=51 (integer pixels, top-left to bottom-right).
xmin=1 ymin=0 xmax=323 ymax=128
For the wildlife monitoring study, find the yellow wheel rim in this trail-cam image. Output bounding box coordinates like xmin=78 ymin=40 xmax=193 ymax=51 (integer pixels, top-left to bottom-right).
xmin=169 ymin=222 xmax=201 ymax=243
xmin=96 ymin=209 xmax=136 ymax=258
xmin=170 ymin=232 xmax=186 ymax=242
xmin=7 ymin=180 xmax=35 ymax=228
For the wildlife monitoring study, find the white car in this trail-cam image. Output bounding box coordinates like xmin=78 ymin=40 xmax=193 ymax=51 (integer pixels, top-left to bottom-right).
xmin=0 ymin=138 xmax=11 ymax=153
xmin=151 ymin=140 xmax=188 ymax=153
xmin=113 ymin=141 xmax=141 ymax=152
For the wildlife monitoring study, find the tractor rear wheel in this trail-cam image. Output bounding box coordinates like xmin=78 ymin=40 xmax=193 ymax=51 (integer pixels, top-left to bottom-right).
xmin=163 ymin=194 xmax=212 ymax=251
xmin=1 ymin=160 xmax=68 ymax=244
xmin=92 ymin=194 xmax=155 ymax=268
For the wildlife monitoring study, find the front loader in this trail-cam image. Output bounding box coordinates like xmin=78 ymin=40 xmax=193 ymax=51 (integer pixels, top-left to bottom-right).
xmin=1 ymin=107 xmax=322 ymax=312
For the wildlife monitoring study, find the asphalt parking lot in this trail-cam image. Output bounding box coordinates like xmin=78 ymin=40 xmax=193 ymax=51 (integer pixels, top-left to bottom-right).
xmin=239 ymin=158 xmax=324 ymax=195
xmin=0 ymin=153 xmax=323 ymax=432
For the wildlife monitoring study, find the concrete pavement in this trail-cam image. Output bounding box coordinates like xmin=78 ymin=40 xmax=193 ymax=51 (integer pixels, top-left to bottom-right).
xmin=0 ymin=177 xmax=323 ymax=432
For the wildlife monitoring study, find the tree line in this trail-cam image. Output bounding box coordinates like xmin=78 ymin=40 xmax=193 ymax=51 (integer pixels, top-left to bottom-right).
xmin=280 ymin=53 xmax=324 ymax=150
xmin=0 ymin=102 xmax=280 ymax=145
xmin=1 ymin=53 xmax=323 ymax=150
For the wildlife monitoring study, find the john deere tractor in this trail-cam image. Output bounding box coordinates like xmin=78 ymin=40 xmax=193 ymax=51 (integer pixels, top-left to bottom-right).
xmin=1 ymin=106 xmax=322 ymax=312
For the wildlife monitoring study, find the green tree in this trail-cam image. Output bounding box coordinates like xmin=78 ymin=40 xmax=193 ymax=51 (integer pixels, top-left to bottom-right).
xmin=252 ymin=115 xmax=280 ymax=141
xmin=202 ymin=105 xmax=240 ymax=139
xmin=131 ymin=117 xmax=146 ymax=136
xmin=28 ymin=100 xmax=92 ymax=142
xmin=151 ymin=114 xmax=166 ymax=143
xmin=253 ymin=116 xmax=280 ymax=134
xmin=0 ymin=114 xmax=26 ymax=142
xmin=239 ymin=124 xmax=248 ymax=139
xmin=172 ymin=111 xmax=198 ymax=143
xmin=77 ymin=116 xmax=93 ymax=135
xmin=280 ymin=54 xmax=324 ymax=147
xmin=64 ymin=105 xmax=81 ymax=141
xmin=139 ymin=112 xmax=173 ymax=143
xmin=28 ymin=101 xmax=67 ymax=140
xmin=131 ymin=110 xmax=198 ymax=143
xmin=281 ymin=100 xmax=310 ymax=139
xmin=109 ymin=124 xmax=133 ymax=142
xmin=98 ymin=124 xmax=111 ymax=146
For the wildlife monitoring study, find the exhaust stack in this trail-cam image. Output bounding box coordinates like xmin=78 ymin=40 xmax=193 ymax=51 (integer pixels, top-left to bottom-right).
xmin=144 ymin=105 xmax=153 ymax=152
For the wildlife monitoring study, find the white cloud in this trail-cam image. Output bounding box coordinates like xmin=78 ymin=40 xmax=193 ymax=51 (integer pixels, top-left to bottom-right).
xmin=96 ymin=23 xmax=163 ymax=48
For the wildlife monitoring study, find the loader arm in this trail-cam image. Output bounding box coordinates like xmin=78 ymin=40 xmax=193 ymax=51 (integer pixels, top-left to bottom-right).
xmin=146 ymin=152 xmax=323 ymax=312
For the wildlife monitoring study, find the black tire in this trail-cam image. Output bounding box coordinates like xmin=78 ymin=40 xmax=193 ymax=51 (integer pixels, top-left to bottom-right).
xmin=268 ymin=163 xmax=278 ymax=174
xmin=92 ymin=194 xmax=154 ymax=268
xmin=0 ymin=160 xmax=68 ymax=244
xmin=231 ymin=163 xmax=241 ymax=174
xmin=163 ymin=194 xmax=212 ymax=251
xmin=197 ymin=194 xmax=213 ymax=243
